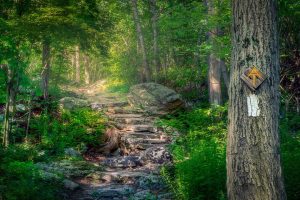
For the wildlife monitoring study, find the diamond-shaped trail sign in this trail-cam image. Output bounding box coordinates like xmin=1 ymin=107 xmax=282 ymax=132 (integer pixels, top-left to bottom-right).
xmin=241 ymin=66 xmax=267 ymax=91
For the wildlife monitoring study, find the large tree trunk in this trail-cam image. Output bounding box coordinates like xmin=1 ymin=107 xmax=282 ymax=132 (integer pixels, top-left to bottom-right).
xmin=41 ymin=41 xmax=50 ymax=100
xmin=149 ymin=0 xmax=161 ymax=77
xmin=207 ymin=0 xmax=222 ymax=105
xmin=131 ymin=0 xmax=151 ymax=82
xmin=227 ymin=0 xmax=286 ymax=199
xmin=75 ymin=45 xmax=80 ymax=83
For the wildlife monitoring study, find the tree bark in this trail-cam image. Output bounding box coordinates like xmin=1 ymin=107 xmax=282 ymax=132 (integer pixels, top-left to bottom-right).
xmin=220 ymin=59 xmax=229 ymax=89
xmin=207 ymin=0 xmax=222 ymax=105
xmin=149 ymin=0 xmax=161 ymax=76
xmin=41 ymin=41 xmax=50 ymax=100
xmin=131 ymin=0 xmax=151 ymax=82
xmin=227 ymin=0 xmax=286 ymax=199
xmin=84 ymin=54 xmax=90 ymax=85
xmin=2 ymin=77 xmax=11 ymax=147
xmin=1 ymin=65 xmax=18 ymax=147
xmin=75 ymin=45 xmax=80 ymax=83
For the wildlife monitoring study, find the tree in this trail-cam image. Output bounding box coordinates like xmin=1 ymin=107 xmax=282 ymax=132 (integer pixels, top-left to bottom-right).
xmin=149 ymin=0 xmax=161 ymax=76
xmin=83 ymin=54 xmax=90 ymax=85
xmin=131 ymin=0 xmax=151 ymax=82
xmin=227 ymin=0 xmax=286 ymax=199
xmin=207 ymin=0 xmax=222 ymax=105
xmin=75 ymin=45 xmax=80 ymax=83
xmin=41 ymin=40 xmax=51 ymax=99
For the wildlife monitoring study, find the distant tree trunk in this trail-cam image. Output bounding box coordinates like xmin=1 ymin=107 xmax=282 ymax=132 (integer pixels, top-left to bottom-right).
xmin=69 ymin=54 xmax=74 ymax=81
xmin=220 ymin=59 xmax=229 ymax=89
xmin=41 ymin=40 xmax=50 ymax=100
xmin=1 ymin=65 xmax=17 ymax=147
xmin=207 ymin=0 xmax=222 ymax=105
xmin=131 ymin=0 xmax=151 ymax=82
xmin=227 ymin=0 xmax=286 ymax=199
xmin=75 ymin=45 xmax=80 ymax=83
xmin=2 ymin=68 xmax=11 ymax=147
xmin=296 ymin=97 xmax=300 ymax=114
xmin=150 ymin=0 xmax=161 ymax=77
xmin=194 ymin=28 xmax=202 ymax=70
xmin=84 ymin=54 xmax=90 ymax=85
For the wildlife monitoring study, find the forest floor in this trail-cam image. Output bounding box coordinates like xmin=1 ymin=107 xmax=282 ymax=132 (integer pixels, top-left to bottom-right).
xmin=64 ymin=82 xmax=173 ymax=200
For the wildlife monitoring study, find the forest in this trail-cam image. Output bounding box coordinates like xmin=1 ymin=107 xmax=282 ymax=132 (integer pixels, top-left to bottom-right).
xmin=0 ymin=0 xmax=299 ymax=200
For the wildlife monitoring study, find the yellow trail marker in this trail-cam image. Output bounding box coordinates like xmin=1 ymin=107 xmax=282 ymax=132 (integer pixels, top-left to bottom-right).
xmin=247 ymin=67 xmax=263 ymax=86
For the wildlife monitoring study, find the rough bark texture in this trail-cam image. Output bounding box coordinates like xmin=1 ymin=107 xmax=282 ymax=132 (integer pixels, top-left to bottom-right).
xmin=41 ymin=41 xmax=50 ymax=99
xmin=207 ymin=0 xmax=222 ymax=105
xmin=131 ymin=0 xmax=151 ymax=82
xmin=227 ymin=0 xmax=286 ymax=199
xmin=75 ymin=45 xmax=80 ymax=83
xmin=149 ymin=0 xmax=161 ymax=75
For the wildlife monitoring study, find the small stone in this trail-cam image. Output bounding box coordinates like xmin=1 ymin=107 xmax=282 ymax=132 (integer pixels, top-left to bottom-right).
xmin=141 ymin=146 xmax=172 ymax=164
xmin=64 ymin=148 xmax=81 ymax=158
xmin=59 ymin=97 xmax=88 ymax=110
xmin=16 ymin=104 xmax=26 ymax=112
xmin=103 ymin=156 xmax=143 ymax=168
xmin=63 ymin=179 xmax=80 ymax=191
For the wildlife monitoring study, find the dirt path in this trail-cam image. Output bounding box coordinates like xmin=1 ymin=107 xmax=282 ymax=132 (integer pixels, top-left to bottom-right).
xmin=68 ymin=87 xmax=173 ymax=200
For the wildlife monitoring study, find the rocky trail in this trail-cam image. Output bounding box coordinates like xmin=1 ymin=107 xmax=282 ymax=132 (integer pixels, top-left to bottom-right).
xmin=63 ymin=83 xmax=182 ymax=200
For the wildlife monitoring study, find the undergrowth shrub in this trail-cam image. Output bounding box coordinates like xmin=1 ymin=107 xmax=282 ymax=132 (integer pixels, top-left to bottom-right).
xmin=160 ymin=104 xmax=300 ymax=200
xmin=31 ymin=108 xmax=107 ymax=155
xmin=0 ymin=146 xmax=61 ymax=200
xmin=280 ymin=114 xmax=300 ymax=200
xmin=159 ymin=105 xmax=227 ymax=200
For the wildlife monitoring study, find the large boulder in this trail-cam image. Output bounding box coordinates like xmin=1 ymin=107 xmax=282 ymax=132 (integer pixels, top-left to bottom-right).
xmin=59 ymin=97 xmax=88 ymax=110
xmin=127 ymin=83 xmax=184 ymax=113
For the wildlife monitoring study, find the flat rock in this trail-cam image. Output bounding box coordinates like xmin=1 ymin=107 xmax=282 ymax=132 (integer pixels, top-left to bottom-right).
xmin=103 ymin=156 xmax=143 ymax=168
xmin=120 ymin=124 xmax=157 ymax=132
xmin=63 ymin=179 xmax=80 ymax=191
xmin=108 ymin=114 xmax=144 ymax=119
xmin=84 ymin=170 xmax=147 ymax=184
xmin=59 ymin=97 xmax=89 ymax=110
xmin=114 ymin=117 xmax=154 ymax=125
xmin=91 ymin=102 xmax=128 ymax=110
xmin=141 ymin=146 xmax=172 ymax=164
xmin=93 ymin=185 xmax=135 ymax=198
xmin=127 ymin=83 xmax=184 ymax=113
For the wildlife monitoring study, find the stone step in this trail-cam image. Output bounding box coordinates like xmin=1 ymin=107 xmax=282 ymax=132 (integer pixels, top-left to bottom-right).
xmin=123 ymin=132 xmax=164 ymax=139
xmin=136 ymin=143 xmax=167 ymax=151
xmin=120 ymin=124 xmax=157 ymax=133
xmin=91 ymin=101 xmax=128 ymax=110
xmin=114 ymin=117 xmax=154 ymax=125
xmin=108 ymin=113 xmax=144 ymax=119
xmin=121 ymin=135 xmax=168 ymax=147
xmin=103 ymin=156 xmax=143 ymax=169
xmin=106 ymin=107 xmax=145 ymax=114
xmin=84 ymin=170 xmax=149 ymax=185
xmin=91 ymin=184 xmax=136 ymax=199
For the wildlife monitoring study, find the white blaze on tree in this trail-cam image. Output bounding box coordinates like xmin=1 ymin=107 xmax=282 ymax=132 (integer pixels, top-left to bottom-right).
xmin=247 ymin=94 xmax=260 ymax=117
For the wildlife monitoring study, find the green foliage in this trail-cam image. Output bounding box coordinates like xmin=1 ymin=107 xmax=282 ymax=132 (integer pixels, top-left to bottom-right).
xmin=30 ymin=108 xmax=106 ymax=155
xmin=0 ymin=146 xmax=61 ymax=200
xmin=159 ymin=105 xmax=227 ymax=200
xmin=161 ymin=106 xmax=300 ymax=200
xmin=280 ymin=114 xmax=300 ymax=200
